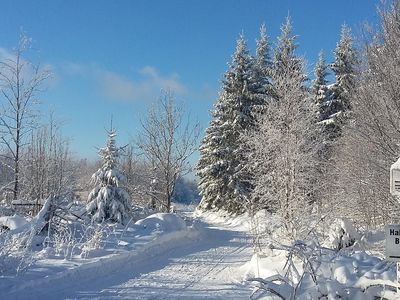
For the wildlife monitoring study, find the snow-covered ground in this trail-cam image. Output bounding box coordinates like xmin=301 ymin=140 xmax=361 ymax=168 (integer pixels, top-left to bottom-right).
xmin=43 ymin=223 xmax=251 ymax=299
xmin=1 ymin=207 xmax=399 ymax=299
xmin=0 ymin=209 xmax=254 ymax=299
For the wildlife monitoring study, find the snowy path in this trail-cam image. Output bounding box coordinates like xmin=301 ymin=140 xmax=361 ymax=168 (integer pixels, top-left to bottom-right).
xmin=13 ymin=217 xmax=254 ymax=299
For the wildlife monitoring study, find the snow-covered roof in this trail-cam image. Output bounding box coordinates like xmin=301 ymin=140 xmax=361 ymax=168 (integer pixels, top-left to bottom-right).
xmin=0 ymin=215 xmax=29 ymax=230
xmin=391 ymin=157 xmax=400 ymax=171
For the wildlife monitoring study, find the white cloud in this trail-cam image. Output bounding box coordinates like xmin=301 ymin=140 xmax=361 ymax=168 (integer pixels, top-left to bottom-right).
xmin=98 ymin=66 xmax=187 ymax=102
xmin=139 ymin=66 xmax=187 ymax=95
xmin=97 ymin=70 xmax=139 ymax=101
xmin=62 ymin=63 xmax=187 ymax=102
xmin=63 ymin=62 xmax=88 ymax=75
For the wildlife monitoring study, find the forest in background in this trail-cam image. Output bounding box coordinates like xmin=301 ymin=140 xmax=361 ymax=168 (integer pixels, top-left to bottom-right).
xmin=0 ymin=1 xmax=399 ymax=235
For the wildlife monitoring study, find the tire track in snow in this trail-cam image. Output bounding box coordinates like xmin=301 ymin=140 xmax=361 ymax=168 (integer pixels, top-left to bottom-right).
xmin=12 ymin=217 xmax=253 ymax=300
xmin=112 ymin=225 xmax=251 ymax=299
xmin=164 ymin=242 xmax=249 ymax=296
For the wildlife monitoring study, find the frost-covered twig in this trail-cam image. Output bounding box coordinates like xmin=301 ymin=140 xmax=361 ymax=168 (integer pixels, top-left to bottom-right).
xmin=248 ymin=275 xmax=293 ymax=300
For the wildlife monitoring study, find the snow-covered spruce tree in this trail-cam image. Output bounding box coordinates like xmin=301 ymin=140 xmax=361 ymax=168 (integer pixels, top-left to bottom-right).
xmin=248 ymin=16 xmax=305 ymax=212
xmin=311 ymin=51 xmax=333 ymax=213
xmin=254 ymin=24 xmax=273 ymax=101
xmin=313 ymin=51 xmax=330 ymax=122
xmin=316 ymin=25 xmax=359 ymax=227
xmin=312 ymin=26 xmax=358 ymax=217
xmin=86 ymin=128 xmax=130 ymax=224
xmin=197 ymin=35 xmax=265 ymax=214
xmin=327 ymin=24 xmax=357 ymax=132
xmin=243 ymin=24 xmax=275 ymax=216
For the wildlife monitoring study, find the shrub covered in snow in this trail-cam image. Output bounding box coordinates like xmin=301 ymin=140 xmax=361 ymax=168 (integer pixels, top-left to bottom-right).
xmin=0 ymin=228 xmax=38 ymax=275
xmin=324 ymin=218 xmax=360 ymax=251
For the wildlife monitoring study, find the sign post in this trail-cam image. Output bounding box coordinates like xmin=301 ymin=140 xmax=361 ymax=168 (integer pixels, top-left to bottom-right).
xmin=386 ymin=227 xmax=400 ymax=293
xmin=388 ymin=158 xmax=400 ymax=293
xmin=398 ymin=263 xmax=400 ymax=294
xmin=385 ymin=224 xmax=400 ymax=293
xmin=385 ymin=225 xmax=400 ymax=261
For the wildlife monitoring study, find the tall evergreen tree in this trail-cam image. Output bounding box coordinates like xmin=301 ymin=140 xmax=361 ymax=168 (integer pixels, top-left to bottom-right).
xmin=329 ymin=24 xmax=357 ymax=116
xmin=311 ymin=51 xmax=332 ymax=212
xmin=197 ymin=35 xmax=263 ymax=214
xmin=86 ymin=128 xmax=131 ymax=223
xmin=313 ymin=51 xmax=330 ymax=121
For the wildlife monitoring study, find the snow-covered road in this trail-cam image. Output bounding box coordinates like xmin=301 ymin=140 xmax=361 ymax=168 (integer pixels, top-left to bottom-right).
xmin=17 ymin=218 xmax=254 ymax=299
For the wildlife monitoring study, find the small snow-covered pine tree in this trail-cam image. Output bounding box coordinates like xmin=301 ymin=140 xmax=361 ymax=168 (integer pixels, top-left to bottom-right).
xmin=86 ymin=128 xmax=130 ymax=223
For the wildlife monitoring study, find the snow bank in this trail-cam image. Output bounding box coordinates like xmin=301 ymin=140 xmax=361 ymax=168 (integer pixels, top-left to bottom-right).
xmin=0 ymin=212 xmax=201 ymax=299
xmin=194 ymin=208 xmax=279 ymax=232
xmin=242 ymin=251 xmax=288 ymax=280
xmin=135 ymin=213 xmax=187 ymax=234
xmin=0 ymin=197 xmax=52 ymax=233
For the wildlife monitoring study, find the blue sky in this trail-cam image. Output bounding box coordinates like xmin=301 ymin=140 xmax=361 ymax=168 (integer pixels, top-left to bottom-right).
xmin=0 ymin=0 xmax=380 ymax=160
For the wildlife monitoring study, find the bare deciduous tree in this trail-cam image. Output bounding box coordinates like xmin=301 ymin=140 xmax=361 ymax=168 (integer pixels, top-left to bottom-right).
xmin=0 ymin=34 xmax=51 ymax=201
xmin=120 ymin=144 xmax=154 ymax=207
xmin=136 ymin=91 xmax=200 ymax=212
xmin=246 ymin=58 xmax=322 ymax=238
xmin=21 ymin=113 xmax=73 ymax=209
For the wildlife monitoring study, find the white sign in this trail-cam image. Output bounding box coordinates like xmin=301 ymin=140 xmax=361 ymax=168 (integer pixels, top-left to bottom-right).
xmin=391 ymin=158 xmax=400 ymax=196
xmin=386 ymin=224 xmax=400 ymax=261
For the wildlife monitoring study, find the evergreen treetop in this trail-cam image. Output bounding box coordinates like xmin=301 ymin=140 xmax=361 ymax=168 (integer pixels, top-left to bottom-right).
xmin=272 ymin=16 xmax=307 ymax=88
xmin=254 ymin=24 xmax=274 ymax=100
xmin=313 ymin=51 xmax=330 ymax=121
